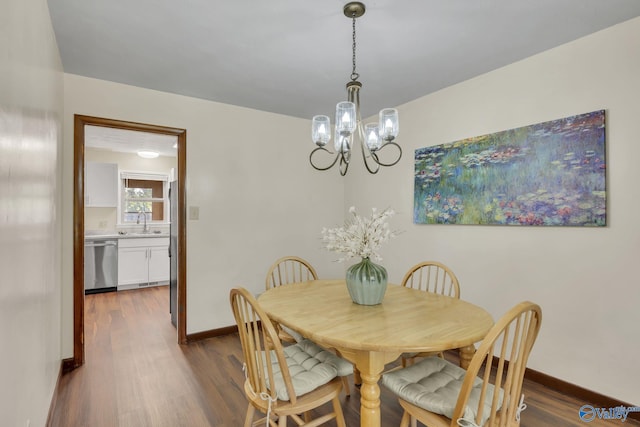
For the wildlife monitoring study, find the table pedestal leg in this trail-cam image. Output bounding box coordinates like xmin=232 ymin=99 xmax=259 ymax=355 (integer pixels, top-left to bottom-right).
xmin=355 ymin=351 xmax=387 ymax=427
xmin=360 ymin=371 xmax=381 ymax=426
xmin=459 ymin=344 xmax=476 ymax=369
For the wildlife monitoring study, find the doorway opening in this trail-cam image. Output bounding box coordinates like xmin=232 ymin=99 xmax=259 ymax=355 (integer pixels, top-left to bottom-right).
xmin=72 ymin=115 xmax=187 ymax=368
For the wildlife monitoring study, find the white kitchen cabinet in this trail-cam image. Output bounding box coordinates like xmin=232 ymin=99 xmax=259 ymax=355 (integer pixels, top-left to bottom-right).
xmin=117 ymin=246 xmax=149 ymax=287
xmin=118 ymin=237 xmax=169 ymax=290
xmin=85 ymin=162 xmax=118 ymax=207
xmin=148 ymin=245 xmax=170 ymax=283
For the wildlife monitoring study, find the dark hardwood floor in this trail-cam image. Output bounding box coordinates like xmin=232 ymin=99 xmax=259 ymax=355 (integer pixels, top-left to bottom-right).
xmin=49 ymin=286 xmax=637 ymax=426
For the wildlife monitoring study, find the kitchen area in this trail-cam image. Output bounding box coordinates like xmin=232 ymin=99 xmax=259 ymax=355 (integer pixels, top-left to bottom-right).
xmin=83 ymin=126 xmax=178 ymax=300
xmin=84 ymin=231 xmax=171 ymax=294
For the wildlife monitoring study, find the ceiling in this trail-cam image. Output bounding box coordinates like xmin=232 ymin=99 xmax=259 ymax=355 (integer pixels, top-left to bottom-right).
xmin=85 ymin=125 xmax=178 ymax=157
xmin=48 ymin=0 xmax=640 ymax=122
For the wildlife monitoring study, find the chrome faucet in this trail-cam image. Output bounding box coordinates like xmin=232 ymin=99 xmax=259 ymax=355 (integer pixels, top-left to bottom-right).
xmin=136 ymin=211 xmax=149 ymax=233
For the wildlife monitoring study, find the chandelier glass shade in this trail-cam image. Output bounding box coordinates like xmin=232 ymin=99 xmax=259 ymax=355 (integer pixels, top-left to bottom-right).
xmin=309 ymin=2 xmax=401 ymax=176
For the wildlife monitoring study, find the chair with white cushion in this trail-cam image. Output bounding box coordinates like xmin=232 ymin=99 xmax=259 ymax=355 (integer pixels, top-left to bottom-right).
xmin=230 ymin=287 xmax=346 ymax=427
xmin=265 ymin=256 xmax=354 ymax=396
xmin=400 ymin=261 xmax=461 ymax=366
xmin=382 ymin=301 xmax=542 ymax=427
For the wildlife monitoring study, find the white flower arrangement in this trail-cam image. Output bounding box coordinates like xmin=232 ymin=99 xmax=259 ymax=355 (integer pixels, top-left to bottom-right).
xmin=321 ymin=206 xmax=398 ymax=262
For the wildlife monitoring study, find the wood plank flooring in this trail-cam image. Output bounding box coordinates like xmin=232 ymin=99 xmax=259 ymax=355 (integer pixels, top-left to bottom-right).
xmin=49 ymin=286 xmax=638 ymax=426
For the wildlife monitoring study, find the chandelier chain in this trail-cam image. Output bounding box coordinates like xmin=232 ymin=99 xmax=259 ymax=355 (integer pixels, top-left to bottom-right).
xmin=351 ymin=15 xmax=359 ymax=81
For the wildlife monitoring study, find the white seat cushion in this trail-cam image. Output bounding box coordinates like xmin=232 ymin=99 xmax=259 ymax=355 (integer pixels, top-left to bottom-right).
xmin=281 ymin=325 xmax=304 ymax=342
xmin=282 ymin=328 xmax=353 ymax=377
xmin=283 ymin=328 xmax=352 ymax=376
xmin=296 ymin=339 xmax=354 ymax=377
xmin=266 ymin=340 xmax=339 ymax=401
xmin=382 ymin=356 xmax=503 ymax=426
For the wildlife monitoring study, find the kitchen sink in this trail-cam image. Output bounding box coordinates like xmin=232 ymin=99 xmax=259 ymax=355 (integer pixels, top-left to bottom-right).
xmin=118 ymin=230 xmax=168 ymax=237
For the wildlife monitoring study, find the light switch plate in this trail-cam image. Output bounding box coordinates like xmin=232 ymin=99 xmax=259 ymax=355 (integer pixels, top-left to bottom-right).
xmin=189 ymin=206 xmax=199 ymax=220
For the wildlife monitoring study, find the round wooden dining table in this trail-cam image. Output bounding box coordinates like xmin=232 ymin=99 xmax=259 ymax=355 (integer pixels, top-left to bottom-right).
xmin=258 ymin=279 xmax=494 ymax=427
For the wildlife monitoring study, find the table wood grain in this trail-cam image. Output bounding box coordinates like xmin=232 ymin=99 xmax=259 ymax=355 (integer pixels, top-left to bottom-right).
xmin=258 ymin=279 xmax=494 ymax=427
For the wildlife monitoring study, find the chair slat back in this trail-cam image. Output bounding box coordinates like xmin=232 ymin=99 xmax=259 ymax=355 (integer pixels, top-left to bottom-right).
xmin=452 ymin=301 xmax=542 ymax=427
xmin=230 ymin=287 xmax=298 ymax=405
xmin=401 ymin=261 xmax=460 ymax=298
xmin=266 ymin=256 xmax=318 ymax=290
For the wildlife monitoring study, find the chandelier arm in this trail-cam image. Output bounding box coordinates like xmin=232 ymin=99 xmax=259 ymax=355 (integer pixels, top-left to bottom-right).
xmin=372 ymin=141 xmax=403 ymax=167
xmin=338 ymin=158 xmax=349 ymax=176
xmin=339 ymin=151 xmax=350 ymax=176
xmin=359 ymin=137 xmax=381 ymax=174
xmin=309 ymin=147 xmax=341 ymax=171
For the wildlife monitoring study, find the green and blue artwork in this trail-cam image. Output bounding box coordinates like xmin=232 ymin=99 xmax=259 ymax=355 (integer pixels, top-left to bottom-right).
xmin=414 ymin=110 xmax=606 ymax=226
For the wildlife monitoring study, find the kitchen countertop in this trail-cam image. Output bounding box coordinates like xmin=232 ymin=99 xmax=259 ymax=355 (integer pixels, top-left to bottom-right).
xmin=85 ymin=232 xmax=169 ymax=241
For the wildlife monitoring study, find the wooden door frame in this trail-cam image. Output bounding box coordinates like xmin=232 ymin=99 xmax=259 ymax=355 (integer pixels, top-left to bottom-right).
xmin=72 ymin=115 xmax=187 ymax=368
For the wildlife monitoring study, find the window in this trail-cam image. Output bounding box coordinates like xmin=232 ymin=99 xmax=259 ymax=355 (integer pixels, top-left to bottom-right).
xmin=120 ymin=172 xmax=168 ymax=224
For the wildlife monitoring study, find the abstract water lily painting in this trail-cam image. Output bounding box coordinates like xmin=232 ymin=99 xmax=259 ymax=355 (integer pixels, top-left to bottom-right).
xmin=414 ymin=110 xmax=606 ymax=226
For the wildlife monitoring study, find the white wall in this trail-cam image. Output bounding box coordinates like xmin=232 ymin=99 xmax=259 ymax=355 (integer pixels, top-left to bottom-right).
xmin=346 ymin=17 xmax=640 ymax=405
xmin=61 ymin=75 xmax=345 ymax=350
xmin=0 ymin=0 xmax=64 ymax=425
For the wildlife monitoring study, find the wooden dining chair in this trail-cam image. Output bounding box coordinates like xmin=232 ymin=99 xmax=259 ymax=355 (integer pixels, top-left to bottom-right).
xmin=266 ymin=256 xmax=318 ymax=291
xmin=401 ymin=260 xmax=460 ymax=297
xmin=265 ymin=256 xmax=353 ymax=396
xmin=400 ymin=261 xmax=461 ymax=366
xmin=265 ymin=256 xmax=318 ymax=343
xmin=230 ymin=287 xmax=347 ymax=427
xmin=382 ymin=301 xmax=542 ymax=427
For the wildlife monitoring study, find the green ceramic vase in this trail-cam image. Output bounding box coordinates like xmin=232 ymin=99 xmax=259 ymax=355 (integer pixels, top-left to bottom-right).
xmin=345 ymin=258 xmax=388 ymax=305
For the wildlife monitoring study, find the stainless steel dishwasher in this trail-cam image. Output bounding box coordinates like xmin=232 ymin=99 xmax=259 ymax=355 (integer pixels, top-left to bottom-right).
xmin=84 ymin=238 xmax=118 ymax=294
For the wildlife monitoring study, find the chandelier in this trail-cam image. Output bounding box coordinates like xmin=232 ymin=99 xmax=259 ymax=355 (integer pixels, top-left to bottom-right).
xmin=310 ymin=2 xmax=401 ymax=176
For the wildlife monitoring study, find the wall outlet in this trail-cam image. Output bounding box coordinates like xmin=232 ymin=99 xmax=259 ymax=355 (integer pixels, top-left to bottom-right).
xmin=98 ymin=220 xmax=108 ymax=229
